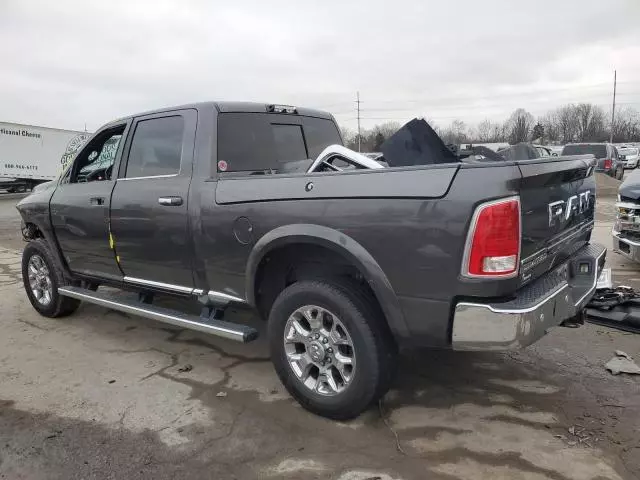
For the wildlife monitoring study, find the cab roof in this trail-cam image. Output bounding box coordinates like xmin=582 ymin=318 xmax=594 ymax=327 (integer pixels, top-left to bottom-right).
xmin=107 ymin=101 xmax=333 ymax=127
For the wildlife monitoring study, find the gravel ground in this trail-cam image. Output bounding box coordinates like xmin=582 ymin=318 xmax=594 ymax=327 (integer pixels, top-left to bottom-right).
xmin=0 ymin=190 xmax=638 ymax=480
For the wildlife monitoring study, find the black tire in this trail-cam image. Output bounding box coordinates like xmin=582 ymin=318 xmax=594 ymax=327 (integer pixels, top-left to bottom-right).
xmin=268 ymin=280 xmax=396 ymax=420
xmin=616 ymin=166 xmax=624 ymax=180
xmin=22 ymin=238 xmax=80 ymax=317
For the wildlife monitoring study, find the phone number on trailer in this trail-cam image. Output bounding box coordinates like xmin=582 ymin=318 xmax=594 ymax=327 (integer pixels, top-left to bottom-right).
xmin=4 ymin=164 xmax=39 ymax=170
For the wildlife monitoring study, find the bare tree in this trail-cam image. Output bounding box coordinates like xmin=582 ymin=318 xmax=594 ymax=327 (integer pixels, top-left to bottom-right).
xmin=338 ymin=103 xmax=640 ymax=151
xmin=555 ymin=105 xmax=579 ymax=144
xmin=440 ymin=119 xmax=468 ymax=144
xmin=506 ymin=108 xmax=534 ymax=144
xmin=476 ymin=120 xmax=492 ymax=142
xmin=340 ymin=126 xmax=355 ymax=146
xmin=610 ymin=107 xmax=640 ymax=143
xmin=574 ymin=104 xmax=607 ymax=142
xmin=372 ymin=121 xmax=401 ymax=139
xmin=541 ymin=112 xmax=560 ymax=143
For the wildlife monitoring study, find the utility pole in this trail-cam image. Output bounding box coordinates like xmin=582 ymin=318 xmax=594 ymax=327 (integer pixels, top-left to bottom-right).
xmin=356 ymin=91 xmax=361 ymax=152
xmin=610 ymin=70 xmax=617 ymax=144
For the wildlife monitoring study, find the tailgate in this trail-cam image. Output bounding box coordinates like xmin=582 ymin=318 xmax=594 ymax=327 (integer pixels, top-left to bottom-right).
xmin=517 ymin=155 xmax=596 ymax=286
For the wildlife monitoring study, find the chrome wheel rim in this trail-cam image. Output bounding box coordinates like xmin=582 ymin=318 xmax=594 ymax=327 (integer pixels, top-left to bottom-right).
xmin=283 ymin=305 xmax=356 ymax=396
xmin=27 ymin=254 xmax=53 ymax=306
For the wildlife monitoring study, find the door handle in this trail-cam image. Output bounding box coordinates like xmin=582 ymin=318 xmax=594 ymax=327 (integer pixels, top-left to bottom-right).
xmin=89 ymin=196 xmax=105 ymax=206
xmin=158 ymin=196 xmax=183 ymax=206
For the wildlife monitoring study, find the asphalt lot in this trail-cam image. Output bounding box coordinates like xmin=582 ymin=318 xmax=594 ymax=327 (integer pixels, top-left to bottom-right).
xmin=0 ymin=188 xmax=639 ymax=480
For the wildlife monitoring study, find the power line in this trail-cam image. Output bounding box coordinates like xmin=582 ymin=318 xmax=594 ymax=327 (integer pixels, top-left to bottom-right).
xmin=311 ymin=80 xmax=640 ymax=111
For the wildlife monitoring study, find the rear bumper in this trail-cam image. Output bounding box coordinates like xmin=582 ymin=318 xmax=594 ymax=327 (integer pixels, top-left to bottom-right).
xmin=612 ymin=232 xmax=640 ymax=263
xmin=451 ymin=243 xmax=606 ymax=351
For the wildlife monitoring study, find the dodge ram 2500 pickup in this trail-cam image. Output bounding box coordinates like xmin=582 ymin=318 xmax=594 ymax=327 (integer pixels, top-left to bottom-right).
xmin=17 ymin=101 xmax=605 ymax=419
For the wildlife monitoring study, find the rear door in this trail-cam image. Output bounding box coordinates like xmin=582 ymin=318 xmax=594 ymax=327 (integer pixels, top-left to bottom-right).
xmin=109 ymin=109 xmax=197 ymax=291
xmin=516 ymin=156 xmax=596 ymax=286
xmin=50 ymin=123 xmax=128 ymax=280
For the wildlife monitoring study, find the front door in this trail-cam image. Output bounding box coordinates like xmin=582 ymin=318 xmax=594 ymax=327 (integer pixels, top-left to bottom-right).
xmin=109 ymin=110 xmax=197 ymax=291
xmin=50 ymin=123 xmax=129 ymax=280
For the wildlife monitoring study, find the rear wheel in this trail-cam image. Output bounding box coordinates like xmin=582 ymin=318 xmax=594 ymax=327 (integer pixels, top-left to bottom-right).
xmin=615 ymin=166 xmax=624 ymax=180
xmin=268 ymin=280 xmax=396 ymax=420
xmin=22 ymin=239 xmax=80 ymax=317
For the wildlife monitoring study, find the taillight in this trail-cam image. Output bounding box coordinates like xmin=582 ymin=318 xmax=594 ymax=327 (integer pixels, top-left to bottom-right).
xmin=463 ymin=197 xmax=521 ymax=277
xmin=604 ymin=159 xmax=612 ymax=169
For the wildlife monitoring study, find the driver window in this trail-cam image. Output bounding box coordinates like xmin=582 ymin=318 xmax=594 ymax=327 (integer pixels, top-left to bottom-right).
xmin=72 ymin=127 xmax=124 ymax=183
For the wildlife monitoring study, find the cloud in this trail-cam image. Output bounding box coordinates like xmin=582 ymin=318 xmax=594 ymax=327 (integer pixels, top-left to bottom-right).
xmin=1 ymin=0 xmax=639 ymax=131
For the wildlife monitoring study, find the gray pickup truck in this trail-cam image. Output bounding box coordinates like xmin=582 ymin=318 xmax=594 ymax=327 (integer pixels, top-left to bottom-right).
xmin=17 ymin=102 xmax=605 ymax=419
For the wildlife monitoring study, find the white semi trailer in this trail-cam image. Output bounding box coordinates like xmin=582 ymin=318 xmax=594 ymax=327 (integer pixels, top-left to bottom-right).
xmin=0 ymin=122 xmax=90 ymax=192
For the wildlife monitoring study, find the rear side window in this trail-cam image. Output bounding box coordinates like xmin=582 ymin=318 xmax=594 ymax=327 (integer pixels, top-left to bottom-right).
xmin=217 ymin=113 xmax=341 ymax=172
xmin=561 ymin=144 xmax=607 ymax=158
xmin=125 ymin=116 xmax=184 ymax=178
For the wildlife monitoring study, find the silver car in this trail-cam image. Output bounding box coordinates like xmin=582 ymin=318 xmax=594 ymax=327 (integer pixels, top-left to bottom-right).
xmin=620 ymin=147 xmax=640 ymax=169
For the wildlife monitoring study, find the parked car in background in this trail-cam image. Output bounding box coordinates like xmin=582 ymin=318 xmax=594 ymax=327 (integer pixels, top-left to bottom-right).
xmin=619 ymin=147 xmax=640 ymax=169
xmin=549 ymin=145 xmax=564 ymax=156
xmin=561 ymin=143 xmax=623 ymax=179
xmin=535 ymin=146 xmax=555 ymax=157
xmin=613 ymin=168 xmax=640 ymax=262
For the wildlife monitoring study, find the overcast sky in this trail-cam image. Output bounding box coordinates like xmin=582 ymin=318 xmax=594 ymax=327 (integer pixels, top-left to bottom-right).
xmin=1 ymin=0 xmax=639 ymax=132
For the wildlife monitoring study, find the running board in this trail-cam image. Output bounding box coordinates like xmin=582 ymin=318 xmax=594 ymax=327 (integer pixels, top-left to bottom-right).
xmin=58 ymin=286 xmax=258 ymax=343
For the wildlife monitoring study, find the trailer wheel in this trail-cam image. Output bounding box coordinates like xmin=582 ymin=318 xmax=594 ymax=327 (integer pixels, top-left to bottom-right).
xmin=22 ymin=239 xmax=80 ymax=318
xmin=268 ymin=280 xmax=396 ymax=420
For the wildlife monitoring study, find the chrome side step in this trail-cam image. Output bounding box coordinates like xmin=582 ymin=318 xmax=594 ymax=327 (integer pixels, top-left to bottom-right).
xmin=58 ymin=286 xmax=258 ymax=343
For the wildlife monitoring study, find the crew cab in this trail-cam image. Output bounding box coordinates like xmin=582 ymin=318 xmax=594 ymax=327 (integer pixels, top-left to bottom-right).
xmin=17 ymin=102 xmax=605 ymax=419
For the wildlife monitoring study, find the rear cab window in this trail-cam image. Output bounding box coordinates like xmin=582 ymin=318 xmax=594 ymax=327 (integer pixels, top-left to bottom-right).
xmin=561 ymin=144 xmax=607 ymax=158
xmin=217 ymin=113 xmax=342 ymax=173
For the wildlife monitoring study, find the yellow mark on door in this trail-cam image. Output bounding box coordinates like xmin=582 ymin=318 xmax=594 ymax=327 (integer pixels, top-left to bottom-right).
xmin=109 ymin=232 xmax=114 ymax=249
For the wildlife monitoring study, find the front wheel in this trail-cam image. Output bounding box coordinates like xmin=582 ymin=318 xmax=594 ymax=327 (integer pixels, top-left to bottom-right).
xmin=22 ymin=239 xmax=80 ymax=317
xmin=268 ymin=280 xmax=396 ymax=420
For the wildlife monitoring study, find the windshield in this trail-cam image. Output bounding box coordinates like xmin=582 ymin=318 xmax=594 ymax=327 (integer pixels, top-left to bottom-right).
xmin=561 ymin=144 xmax=607 ymax=158
xmin=620 ymin=148 xmax=638 ymax=156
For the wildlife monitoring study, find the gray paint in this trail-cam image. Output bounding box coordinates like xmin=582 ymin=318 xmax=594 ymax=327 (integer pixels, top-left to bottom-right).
xmin=619 ymin=167 xmax=640 ymax=200
xmin=16 ymin=102 xmax=601 ymax=348
xmin=215 ymin=165 xmax=458 ymax=204
xmin=109 ymin=109 xmax=198 ymax=286
xmin=244 ymin=224 xmax=409 ymax=337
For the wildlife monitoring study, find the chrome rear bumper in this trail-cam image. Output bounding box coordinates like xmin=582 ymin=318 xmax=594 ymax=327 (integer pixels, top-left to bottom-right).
xmin=612 ymin=232 xmax=640 ymax=263
xmin=452 ymin=243 xmax=606 ymax=351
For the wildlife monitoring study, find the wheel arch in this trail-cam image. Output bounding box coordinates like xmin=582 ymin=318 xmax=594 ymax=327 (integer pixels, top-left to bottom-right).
xmin=21 ymin=217 xmax=74 ymax=282
xmin=245 ymin=224 xmax=408 ymax=338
